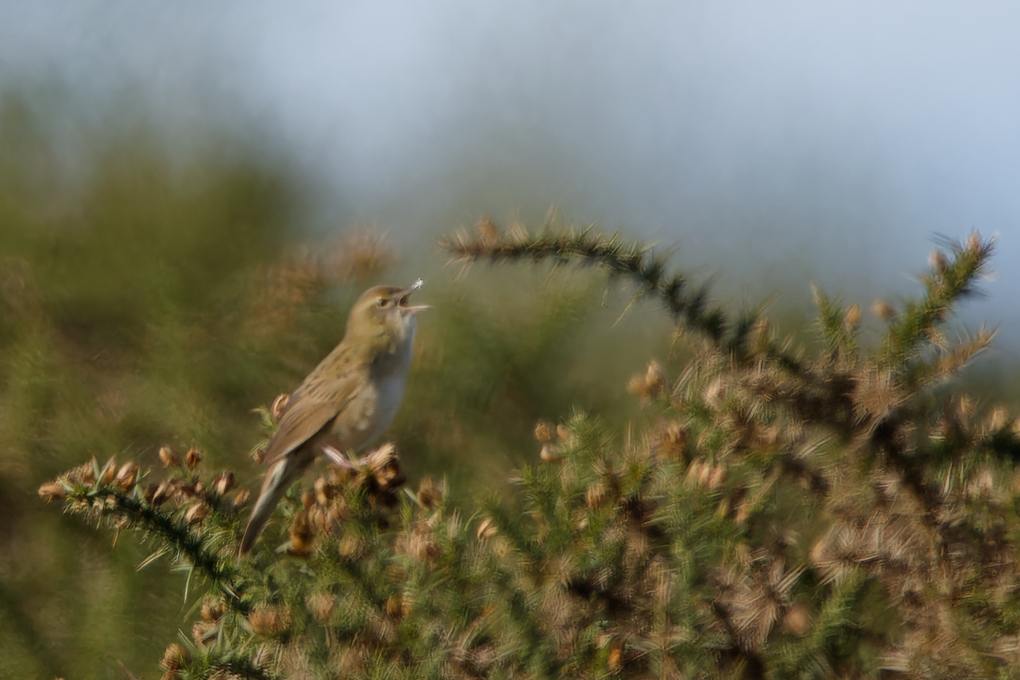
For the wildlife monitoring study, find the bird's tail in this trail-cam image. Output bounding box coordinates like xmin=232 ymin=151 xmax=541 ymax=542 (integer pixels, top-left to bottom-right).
xmin=239 ymin=453 xmax=310 ymax=556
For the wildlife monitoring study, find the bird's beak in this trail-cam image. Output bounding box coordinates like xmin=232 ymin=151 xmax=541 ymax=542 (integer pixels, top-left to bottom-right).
xmin=397 ymin=278 xmax=429 ymax=314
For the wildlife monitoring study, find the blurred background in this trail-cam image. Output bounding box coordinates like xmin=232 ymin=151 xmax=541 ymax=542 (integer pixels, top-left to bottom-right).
xmin=1 ymin=1 xmax=1018 ymax=676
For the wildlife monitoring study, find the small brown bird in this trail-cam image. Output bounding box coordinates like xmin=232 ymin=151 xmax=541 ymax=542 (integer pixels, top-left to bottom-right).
xmin=239 ymin=280 xmax=427 ymax=555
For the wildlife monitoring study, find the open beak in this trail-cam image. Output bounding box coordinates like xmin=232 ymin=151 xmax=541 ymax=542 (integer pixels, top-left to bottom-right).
xmin=397 ymin=278 xmax=430 ymax=314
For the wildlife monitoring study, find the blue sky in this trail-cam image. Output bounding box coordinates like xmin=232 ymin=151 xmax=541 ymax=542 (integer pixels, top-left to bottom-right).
xmin=2 ymin=1 xmax=1018 ymax=353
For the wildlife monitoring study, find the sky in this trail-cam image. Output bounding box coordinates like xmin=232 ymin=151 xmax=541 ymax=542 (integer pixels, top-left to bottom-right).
xmin=1 ymin=1 xmax=1018 ymax=354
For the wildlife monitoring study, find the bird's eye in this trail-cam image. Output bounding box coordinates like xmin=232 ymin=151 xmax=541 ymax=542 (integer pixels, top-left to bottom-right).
xmin=377 ymin=298 xmax=390 ymax=308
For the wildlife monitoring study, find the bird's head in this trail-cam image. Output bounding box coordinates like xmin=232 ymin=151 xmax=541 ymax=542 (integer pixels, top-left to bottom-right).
xmin=345 ymin=279 xmax=428 ymax=357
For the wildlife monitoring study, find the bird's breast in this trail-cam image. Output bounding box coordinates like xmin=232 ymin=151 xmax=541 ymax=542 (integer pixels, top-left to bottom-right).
xmin=328 ymin=350 xmax=412 ymax=451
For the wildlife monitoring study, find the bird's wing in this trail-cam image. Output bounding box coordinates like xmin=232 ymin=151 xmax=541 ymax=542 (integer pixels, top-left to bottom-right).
xmin=262 ymin=369 xmax=364 ymax=466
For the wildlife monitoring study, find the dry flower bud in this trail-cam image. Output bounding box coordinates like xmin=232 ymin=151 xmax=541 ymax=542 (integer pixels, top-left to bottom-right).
xmin=115 ymin=462 xmax=139 ymax=491
xmin=38 ymin=482 xmax=66 ymax=502
xmin=314 ymin=476 xmax=332 ymax=506
xmin=212 ymin=471 xmax=235 ymax=496
xmin=871 ymin=299 xmax=896 ymax=320
xmin=608 ymin=644 xmax=623 ymax=671
xmin=287 ymin=510 xmax=314 ymax=557
xmin=782 ymin=603 xmax=812 ymax=636
xmin=929 ymin=249 xmax=949 ymax=274
xmin=151 ymin=481 xmax=174 ymax=506
xmin=184 ymin=502 xmax=209 ymax=524
xmin=707 ymin=463 xmax=729 ymax=491
xmin=476 ymin=517 xmax=497 ymax=540
xmin=363 ymin=443 xmax=406 ymax=492
xmin=534 ymin=420 xmax=554 ymax=443
xmin=307 ymin=592 xmax=336 ymax=624
xmin=100 ymin=457 xmax=117 ymax=485
xmin=968 ymin=231 xmax=982 ymax=254
xmin=843 ymin=302 xmax=861 ymax=329
xmin=271 ymin=393 xmax=290 ymax=420
xmin=232 ymin=488 xmax=250 ymax=509
xmin=645 ymin=360 xmax=667 ymax=396
xmin=556 ymin=424 xmax=572 ymax=443
xmin=540 ymin=444 xmax=564 ymax=463
xmin=200 ymin=600 xmax=223 ymax=622
xmin=191 ymin=620 xmax=217 ymax=646
xmin=185 ymin=447 xmax=202 ymax=470
xmin=477 ymin=216 xmax=500 ymax=244
xmin=417 ymin=477 xmax=442 ymax=509
xmin=248 ymin=605 xmax=291 ymax=636
xmin=158 ymin=446 xmax=179 ymax=468
xmin=386 ymin=594 xmax=405 ymax=619
xmin=160 ymin=643 xmax=188 ymax=673
xmin=988 ymin=407 xmax=1011 ymax=432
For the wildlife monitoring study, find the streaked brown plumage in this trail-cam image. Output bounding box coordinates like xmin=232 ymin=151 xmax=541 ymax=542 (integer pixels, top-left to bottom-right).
xmin=239 ymin=281 xmax=426 ymax=555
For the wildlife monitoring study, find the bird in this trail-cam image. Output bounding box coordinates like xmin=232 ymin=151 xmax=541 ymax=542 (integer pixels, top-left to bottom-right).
xmin=239 ymin=280 xmax=427 ymax=555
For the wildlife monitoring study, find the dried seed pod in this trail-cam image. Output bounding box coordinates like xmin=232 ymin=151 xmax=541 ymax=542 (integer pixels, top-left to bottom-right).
xmin=271 ymin=393 xmax=290 ymax=420
xmin=232 ymin=488 xmax=250 ymax=509
xmin=100 ymin=457 xmax=117 ymax=485
xmin=534 ymin=420 xmax=554 ymax=444
xmin=314 ymin=476 xmax=332 ymax=506
xmin=417 ymin=477 xmax=442 ymax=509
xmin=184 ymin=502 xmax=209 ymax=524
xmin=476 ymin=516 xmax=497 ymax=540
xmin=211 ymin=471 xmax=235 ymax=496
xmin=307 ymin=592 xmax=336 ymax=624
xmin=115 ymin=462 xmax=139 ymax=491
xmin=843 ymin=302 xmax=861 ymax=329
xmin=871 ymin=299 xmax=896 ymax=320
xmin=476 ymin=216 xmax=500 ymax=244
xmin=158 ymin=446 xmax=179 ymax=468
xmin=160 ymin=642 xmax=189 ymax=674
xmin=362 ymin=443 xmax=406 ymax=492
xmin=38 ymin=482 xmax=66 ymax=502
xmin=287 ymin=510 xmax=314 ymax=557
xmin=247 ymin=605 xmax=291 ymax=636
xmin=540 ymin=444 xmax=564 ymax=463
xmin=151 ymin=480 xmax=173 ymax=506
xmin=782 ymin=603 xmax=812 ymax=636
xmin=185 ymin=447 xmax=202 ymax=470
xmin=200 ymin=600 xmax=223 ymax=622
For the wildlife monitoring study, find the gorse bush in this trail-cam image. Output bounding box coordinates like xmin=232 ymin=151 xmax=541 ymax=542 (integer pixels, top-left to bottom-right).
xmin=39 ymin=224 xmax=1020 ymax=679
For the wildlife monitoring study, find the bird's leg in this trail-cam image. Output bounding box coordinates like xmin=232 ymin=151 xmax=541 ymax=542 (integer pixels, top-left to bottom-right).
xmin=322 ymin=444 xmax=356 ymax=470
